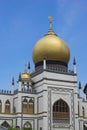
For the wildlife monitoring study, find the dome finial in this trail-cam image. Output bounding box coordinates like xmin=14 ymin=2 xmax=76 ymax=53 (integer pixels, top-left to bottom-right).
xmin=48 ymin=16 xmax=52 ymax=31
xmin=24 ymin=64 xmax=27 ymax=72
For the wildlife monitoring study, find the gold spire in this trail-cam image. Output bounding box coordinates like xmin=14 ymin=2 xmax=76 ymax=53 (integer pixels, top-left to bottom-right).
xmin=24 ymin=64 xmax=27 ymax=72
xmin=48 ymin=16 xmax=52 ymax=31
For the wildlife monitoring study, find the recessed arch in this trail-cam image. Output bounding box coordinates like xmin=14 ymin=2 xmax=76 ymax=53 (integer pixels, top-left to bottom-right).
xmin=1 ymin=121 xmax=10 ymax=128
xmin=53 ymin=99 xmax=69 ymax=121
xmin=5 ymin=100 xmax=10 ymax=113
xmin=24 ymin=121 xmax=32 ymax=128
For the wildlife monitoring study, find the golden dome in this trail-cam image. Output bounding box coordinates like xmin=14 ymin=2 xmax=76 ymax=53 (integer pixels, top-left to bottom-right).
xmin=21 ymin=64 xmax=31 ymax=79
xmin=32 ymin=31 xmax=70 ymax=64
xmin=21 ymin=72 xmax=31 ymax=79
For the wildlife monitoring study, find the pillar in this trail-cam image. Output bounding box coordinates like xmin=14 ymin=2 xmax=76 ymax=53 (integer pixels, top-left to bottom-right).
xmin=79 ymin=99 xmax=82 ymax=117
xmin=43 ymin=117 xmax=48 ymax=130
xmin=79 ymin=120 xmax=83 ymax=130
xmin=43 ymin=58 xmax=46 ymax=70
xmin=34 ymin=119 xmax=37 ymax=130
xmin=34 ymin=97 xmax=37 ymax=114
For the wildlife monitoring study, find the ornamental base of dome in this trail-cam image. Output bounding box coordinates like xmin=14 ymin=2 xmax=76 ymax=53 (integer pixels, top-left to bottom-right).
xmin=35 ymin=60 xmax=68 ymax=73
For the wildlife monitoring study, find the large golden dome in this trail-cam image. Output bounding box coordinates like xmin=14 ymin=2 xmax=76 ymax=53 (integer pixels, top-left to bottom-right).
xmin=32 ymin=17 xmax=70 ymax=64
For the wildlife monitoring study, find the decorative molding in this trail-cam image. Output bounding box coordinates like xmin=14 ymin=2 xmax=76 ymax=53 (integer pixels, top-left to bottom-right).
xmin=33 ymin=77 xmax=77 ymax=86
xmin=0 ymin=111 xmax=47 ymax=115
xmin=37 ymin=96 xmax=43 ymax=113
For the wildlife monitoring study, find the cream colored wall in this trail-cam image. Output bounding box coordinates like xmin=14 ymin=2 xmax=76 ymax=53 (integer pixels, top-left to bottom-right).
xmin=0 ymin=69 xmax=86 ymax=130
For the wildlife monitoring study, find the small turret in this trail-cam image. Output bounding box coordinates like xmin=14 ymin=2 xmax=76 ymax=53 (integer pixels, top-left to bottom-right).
xmin=21 ymin=64 xmax=32 ymax=90
xmin=73 ymin=57 xmax=76 ymax=74
xmin=28 ymin=62 xmax=30 ymax=73
xmin=11 ymin=77 xmax=14 ymax=94
xmin=12 ymin=77 xmax=14 ymax=85
xmin=78 ymin=81 xmax=82 ymax=97
xmin=18 ymin=73 xmax=22 ymax=91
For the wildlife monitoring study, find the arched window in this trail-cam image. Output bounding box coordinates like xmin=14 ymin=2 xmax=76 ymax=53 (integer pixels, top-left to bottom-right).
xmin=0 ymin=100 xmax=2 ymax=113
xmin=22 ymin=98 xmax=28 ymax=113
xmin=5 ymin=100 xmax=10 ymax=113
xmin=53 ymin=99 xmax=69 ymax=120
xmin=29 ymin=99 xmax=34 ymax=114
xmin=1 ymin=121 xmax=10 ymax=128
xmin=24 ymin=121 xmax=32 ymax=129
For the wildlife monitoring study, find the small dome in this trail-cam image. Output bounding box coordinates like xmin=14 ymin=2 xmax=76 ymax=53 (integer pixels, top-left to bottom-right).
xmin=32 ymin=31 xmax=70 ymax=64
xmin=21 ymin=72 xmax=31 ymax=79
xmin=21 ymin=64 xmax=31 ymax=80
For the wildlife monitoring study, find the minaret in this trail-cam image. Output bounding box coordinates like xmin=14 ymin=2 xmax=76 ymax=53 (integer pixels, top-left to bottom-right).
xmin=28 ymin=62 xmax=30 ymax=73
xmin=78 ymin=81 xmax=82 ymax=97
xmin=18 ymin=73 xmax=22 ymax=91
xmin=11 ymin=77 xmax=14 ymax=94
xmin=73 ymin=57 xmax=76 ymax=74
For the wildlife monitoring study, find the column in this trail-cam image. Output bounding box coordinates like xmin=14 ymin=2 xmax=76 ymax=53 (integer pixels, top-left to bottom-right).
xmin=17 ymin=93 xmax=22 ymax=113
xmin=17 ymin=117 xmax=22 ymax=129
xmin=79 ymin=99 xmax=82 ymax=117
xmin=43 ymin=117 xmax=48 ymax=130
xmin=2 ymin=98 xmax=5 ymax=113
xmin=13 ymin=119 xmax=16 ymax=127
xmin=34 ymin=119 xmax=37 ymax=130
xmin=34 ymin=97 xmax=37 ymax=114
xmin=79 ymin=120 xmax=83 ymax=130
xmin=11 ymin=98 xmax=13 ymax=113
xmin=43 ymin=91 xmax=48 ymax=111
xmin=74 ymin=93 xmax=78 ymax=115
xmin=43 ymin=58 xmax=46 ymax=70
xmin=75 ymin=119 xmax=79 ymax=130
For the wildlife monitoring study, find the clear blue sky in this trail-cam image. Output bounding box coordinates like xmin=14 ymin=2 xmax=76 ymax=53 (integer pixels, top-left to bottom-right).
xmin=0 ymin=0 xmax=87 ymax=92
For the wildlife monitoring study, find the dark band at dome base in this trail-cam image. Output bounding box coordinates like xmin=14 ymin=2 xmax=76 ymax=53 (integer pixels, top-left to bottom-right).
xmin=35 ymin=60 xmax=68 ymax=73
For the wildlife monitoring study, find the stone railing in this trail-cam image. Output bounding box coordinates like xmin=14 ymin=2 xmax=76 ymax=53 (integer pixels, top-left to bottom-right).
xmin=0 ymin=90 xmax=11 ymax=95
xmin=14 ymin=88 xmax=36 ymax=94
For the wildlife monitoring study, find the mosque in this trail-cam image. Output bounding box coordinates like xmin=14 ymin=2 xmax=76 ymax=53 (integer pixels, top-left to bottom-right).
xmin=0 ymin=17 xmax=87 ymax=130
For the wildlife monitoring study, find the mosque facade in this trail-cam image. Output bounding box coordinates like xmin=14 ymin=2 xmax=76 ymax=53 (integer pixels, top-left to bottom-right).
xmin=0 ymin=17 xmax=87 ymax=130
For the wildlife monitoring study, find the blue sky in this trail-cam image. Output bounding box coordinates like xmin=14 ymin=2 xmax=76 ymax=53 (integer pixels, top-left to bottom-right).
xmin=0 ymin=0 xmax=87 ymax=93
